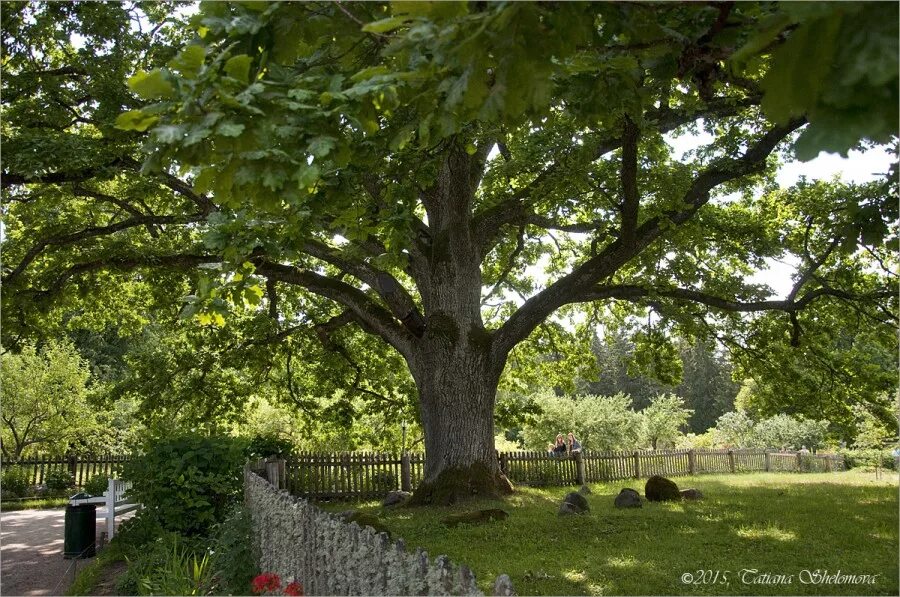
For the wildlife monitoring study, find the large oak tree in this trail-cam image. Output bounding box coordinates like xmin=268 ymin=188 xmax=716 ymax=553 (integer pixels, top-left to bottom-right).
xmin=3 ymin=2 xmax=896 ymax=503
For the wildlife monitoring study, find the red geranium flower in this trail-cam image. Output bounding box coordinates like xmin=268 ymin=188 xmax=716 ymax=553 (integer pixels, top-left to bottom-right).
xmin=284 ymin=581 xmax=304 ymax=596
xmin=252 ymin=572 xmax=282 ymax=594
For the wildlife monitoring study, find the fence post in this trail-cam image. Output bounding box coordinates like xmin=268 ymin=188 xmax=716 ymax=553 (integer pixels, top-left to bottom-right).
xmin=728 ymin=450 xmax=735 ymax=473
xmin=68 ymin=453 xmax=78 ymax=478
xmin=795 ymin=451 xmax=802 ymax=472
xmin=825 ymin=455 xmax=831 ymax=472
xmin=764 ymin=451 xmax=770 ymax=472
xmin=632 ymin=451 xmax=641 ymax=479
xmin=688 ymin=450 xmax=695 ymax=475
xmin=265 ymin=458 xmax=286 ymax=490
xmin=574 ymin=451 xmax=585 ymax=485
xmin=499 ymin=452 xmax=509 ymax=476
xmin=400 ymin=452 xmax=412 ymax=492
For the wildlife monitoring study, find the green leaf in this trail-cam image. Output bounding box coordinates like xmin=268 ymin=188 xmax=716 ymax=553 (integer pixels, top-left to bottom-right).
xmin=350 ymin=65 xmax=391 ymax=83
xmin=307 ymin=136 xmax=336 ymax=158
xmin=760 ymin=13 xmax=843 ymax=123
xmin=153 ymin=125 xmax=186 ymax=144
xmin=361 ymin=17 xmax=407 ymax=34
xmin=217 ymin=121 xmax=245 ymax=137
xmin=128 ymin=69 xmax=175 ymax=100
xmin=294 ymin=164 xmax=320 ymax=189
xmin=168 ymin=45 xmax=206 ymax=79
xmin=114 ymin=110 xmax=159 ymax=132
xmin=224 ymin=54 xmax=253 ymax=84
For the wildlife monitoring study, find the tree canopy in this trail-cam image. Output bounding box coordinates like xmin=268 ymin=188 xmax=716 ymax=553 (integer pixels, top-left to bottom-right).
xmin=2 ymin=1 xmax=896 ymax=501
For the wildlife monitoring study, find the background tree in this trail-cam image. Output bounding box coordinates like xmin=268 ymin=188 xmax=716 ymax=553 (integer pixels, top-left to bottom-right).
xmin=521 ymin=393 xmax=640 ymax=453
xmin=639 ymin=394 xmax=693 ymax=450
xmin=3 ymin=2 xmax=896 ymax=502
xmin=1 ymin=340 xmax=95 ymax=458
xmin=588 ymin=332 xmax=737 ymax=430
xmin=714 ymin=411 xmax=755 ymax=449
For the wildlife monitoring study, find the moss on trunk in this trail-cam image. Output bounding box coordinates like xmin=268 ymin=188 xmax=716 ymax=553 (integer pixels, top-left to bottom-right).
xmin=406 ymin=462 xmax=514 ymax=506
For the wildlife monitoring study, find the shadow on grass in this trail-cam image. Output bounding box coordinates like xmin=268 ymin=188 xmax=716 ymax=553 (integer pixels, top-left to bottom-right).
xmin=325 ymin=473 xmax=898 ymax=596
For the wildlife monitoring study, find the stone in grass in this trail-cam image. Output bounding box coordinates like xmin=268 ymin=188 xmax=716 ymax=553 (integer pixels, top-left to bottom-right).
xmin=558 ymin=491 xmax=590 ymax=515
xmin=680 ymin=488 xmax=704 ymax=500
xmin=339 ymin=510 xmax=392 ymax=536
xmin=578 ymin=484 xmax=592 ymax=495
xmin=644 ymin=475 xmax=682 ymax=502
xmin=441 ymin=508 xmax=509 ymax=528
xmin=614 ymin=488 xmax=642 ymax=508
xmin=558 ymin=501 xmax=582 ymax=516
xmin=381 ymin=490 xmax=412 ymax=507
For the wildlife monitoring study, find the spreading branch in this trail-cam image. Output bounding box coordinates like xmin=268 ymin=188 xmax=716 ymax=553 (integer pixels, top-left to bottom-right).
xmin=492 ymin=119 xmax=805 ymax=360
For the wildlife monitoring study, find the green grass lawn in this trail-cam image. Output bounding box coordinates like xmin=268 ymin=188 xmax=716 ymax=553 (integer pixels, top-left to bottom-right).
xmin=319 ymin=471 xmax=898 ymax=596
xmin=0 ymin=496 xmax=70 ymax=511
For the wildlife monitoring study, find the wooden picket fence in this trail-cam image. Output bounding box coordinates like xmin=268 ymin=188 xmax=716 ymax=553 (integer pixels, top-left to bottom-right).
xmin=266 ymin=448 xmax=845 ymax=500
xmin=3 ymin=454 xmax=132 ymax=486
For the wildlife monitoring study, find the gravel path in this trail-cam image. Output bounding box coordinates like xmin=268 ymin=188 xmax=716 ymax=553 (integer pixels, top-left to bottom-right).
xmin=1 ymin=508 xmax=131 ymax=596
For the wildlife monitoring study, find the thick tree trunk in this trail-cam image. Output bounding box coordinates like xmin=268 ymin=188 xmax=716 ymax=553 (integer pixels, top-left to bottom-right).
xmin=403 ymin=143 xmax=514 ymax=505
xmin=406 ymin=338 xmax=513 ymax=505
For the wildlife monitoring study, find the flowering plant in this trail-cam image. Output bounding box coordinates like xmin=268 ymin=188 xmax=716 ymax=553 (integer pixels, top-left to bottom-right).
xmin=251 ymin=573 xmax=304 ymax=596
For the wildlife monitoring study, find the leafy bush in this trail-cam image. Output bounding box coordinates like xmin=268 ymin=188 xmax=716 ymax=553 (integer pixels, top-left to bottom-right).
xmin=209 ymin=505 xmax=258 ymax=595
xmin=123 ymin=433 xmax=246 ymax=536
xmin=45 ymin=468 xmax=75 ymax=492
xmin=841 ymin=448 xmax=898 ymax=471
xmin=245 ymin=433 xmax=294 ymax=460
xmin=115 ymin=510 xmax=164 ymax=551
xmin=83 ymin=474 xmax=110 ymax=497
xmin=2 ymin=466 xmax=33 ymax=497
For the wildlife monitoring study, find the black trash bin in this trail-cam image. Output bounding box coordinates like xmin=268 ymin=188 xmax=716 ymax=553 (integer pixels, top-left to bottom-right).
xmin=64 ymin=503 xmax=96 ymax=559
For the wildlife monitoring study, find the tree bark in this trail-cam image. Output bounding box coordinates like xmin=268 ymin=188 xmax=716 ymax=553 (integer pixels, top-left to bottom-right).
xmin=406 ymin=338 xmax=513 ymax=505
xmin=405 ymin=143 xmax=513 ymax=505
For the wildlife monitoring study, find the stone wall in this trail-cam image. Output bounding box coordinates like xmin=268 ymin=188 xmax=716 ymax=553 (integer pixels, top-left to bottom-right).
xmin=245 ymin=468 xmax=515 ymax=596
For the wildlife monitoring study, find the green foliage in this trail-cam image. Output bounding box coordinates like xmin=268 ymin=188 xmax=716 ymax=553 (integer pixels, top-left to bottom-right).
xmin=1 ymin=466 xmax=33 ymax=498
xmin=117 ymin=532 xmax=213 ymax=597
xmin=1 ymin=340 xmax=95 ymax=459
xmin=83 ymin=474 xmax=110 ymax=497
xmin=139 ymin=542 xmax=213 ymax=596
xmin=735 ymin=3 xmax=899 ymax=159
xmin=44 ymin=469 xmax=75 ymax=493
xmin=750 ymin=414 xmax=828 ymax=451
xmin=588 ymin=333 xmax=737 ymax=432
xmin=123 ymin=433 xmax=246 ymax=536
xmin=638 ymin=394 xmax=693 ymax=450
xmin=245 ymin=433 xmax=294 ymax=460
xmin=2 ymin=1 xmax=895 ymax=487
xmin=713 ymin=410 xmax=829 ymax=451
xmin=713 ymin=411 xmax=755 ymax=448
xmin=522 ymin=393 xmax=640 ymax=452
xmin=208 ymin=505 xmax=259 ymax=596
xmin=115 ymin=510 xmax=166 ymax=552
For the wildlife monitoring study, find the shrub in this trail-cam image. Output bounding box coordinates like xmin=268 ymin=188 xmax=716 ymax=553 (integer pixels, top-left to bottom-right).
xmin=83 ymin=474 xmax=110 ymax=497
xmin=209 ymin=505 xmax=259 ymax=595
xmin=45 ymin=469 xmax=75 ymax=493
xmin=115 ymin=510 xmax=164 ymax=551
xmin=123 ymin=433 xmax=246 ymax=536
xmin=245 ymin=433 xmax=294 ymax=460
xmin=2 ymin=466 xmax=32 ymax=497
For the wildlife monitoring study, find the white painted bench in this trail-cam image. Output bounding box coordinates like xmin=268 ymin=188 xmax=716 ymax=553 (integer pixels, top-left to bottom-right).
xmin=70 ymin=478 xmax=140 ymax=539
